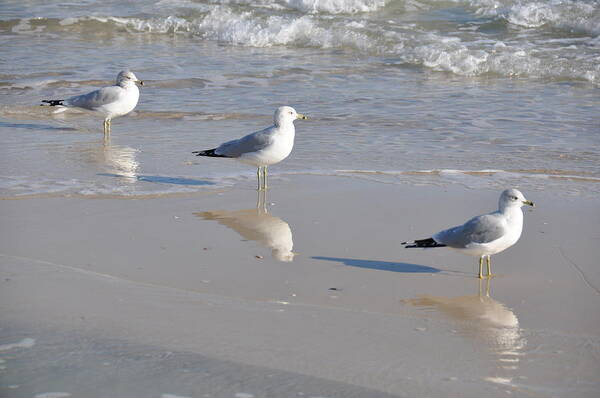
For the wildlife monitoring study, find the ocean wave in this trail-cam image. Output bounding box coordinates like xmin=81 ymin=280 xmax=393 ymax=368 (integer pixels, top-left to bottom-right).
xmin=461 ymin=0 xmax=600 ymax=35
xmin=336 ymin=168 xmax=600 ymax=182
xmin=3 ymin=167 xmax=597 ymax=199
xmin=400 ymin=35 xmax=600 ymax=82
xmin=165 ymin=0 xmax=390 ymax=14
xmin=281 ymin=0 xmax=389 ymax=14
xmin=1 ymin=0 xmax=598 ymax=83
xmin=333 ymin=168 xmax=600 ymax=195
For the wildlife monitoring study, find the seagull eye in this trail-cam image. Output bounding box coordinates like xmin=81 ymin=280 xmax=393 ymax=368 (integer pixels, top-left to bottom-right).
xmin=511 ymin=196 xmax=518 ymax=200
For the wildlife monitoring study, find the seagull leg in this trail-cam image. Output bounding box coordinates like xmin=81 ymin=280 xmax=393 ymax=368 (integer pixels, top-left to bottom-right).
xmin=263 ymin=166 xmax=268 ymax=190
xmin=486 ymin=255 xmax=494 ymax=278
xmin=103 ymin=119 xmax=111 ymax=140
xmin=257 ymin=167 xmax=262 ymax=191
xmin=478 ymin=256 xmax=484 ymax=279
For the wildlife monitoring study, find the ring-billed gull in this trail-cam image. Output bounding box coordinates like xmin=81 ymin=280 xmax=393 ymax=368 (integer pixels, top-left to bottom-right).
xmin=192 ymin=106 xmax=308 ymax=190
xmin=41 ymin=70 xmax=143 ymax=138
xmin=402 ymin=189 xmax=534 ymax=278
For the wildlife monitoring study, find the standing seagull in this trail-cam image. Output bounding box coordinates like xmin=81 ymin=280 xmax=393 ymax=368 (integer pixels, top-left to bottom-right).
xmin=42 ymin=70 xmax=143 ymax=138
xmin=402 ymin=189 xmax=534 ymax=278
xmin=193 ymin=106 xmax=308 ymax=190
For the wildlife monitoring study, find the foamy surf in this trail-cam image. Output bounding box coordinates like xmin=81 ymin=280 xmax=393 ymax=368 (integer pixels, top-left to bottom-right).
xmin=2 ymin=167 xmax=598 ymax=199
xmin=0 ymin=337 xmax=36 ymax=351
xmin=1 ymin=0 xmax=598 ymax=83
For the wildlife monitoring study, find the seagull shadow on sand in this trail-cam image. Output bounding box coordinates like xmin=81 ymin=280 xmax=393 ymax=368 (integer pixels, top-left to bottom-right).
xmin=136 ymin=175 xmax=214 ymax=185
xmin=98 ymin=173 xmax=214 ymax=186
xmin=312 ymin=256 xmax=441 ymax=273
xmin=0 ymin=121 xmax=77 ymax=131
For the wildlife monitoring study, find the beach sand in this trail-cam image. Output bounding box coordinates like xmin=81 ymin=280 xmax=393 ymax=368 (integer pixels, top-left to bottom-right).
xmin=1 ymin=175 xmax=599 ymax=397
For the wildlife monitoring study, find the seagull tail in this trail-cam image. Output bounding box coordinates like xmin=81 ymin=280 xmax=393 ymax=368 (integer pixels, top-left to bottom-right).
xmin=41 ymin=99 xmax=65 ymax=107
xmin=192 ymin=149 xmax=228 ymax=158
xmin=402 ymin=238 xmax=447 ymax=248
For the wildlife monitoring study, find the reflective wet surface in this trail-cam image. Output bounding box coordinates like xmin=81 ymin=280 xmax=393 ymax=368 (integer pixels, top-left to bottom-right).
xmin=1 ymin=177 xmax=599 ymax=397
xmin=196 ymin=191 xmax=296 ymax=262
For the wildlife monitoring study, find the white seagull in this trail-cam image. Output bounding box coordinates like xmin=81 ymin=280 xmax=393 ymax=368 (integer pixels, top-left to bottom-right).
xmin=193 ymin=106 xmax=308 ymax=190
xmin=402 ymin=189 xmax=534 ymax=278
xmin=42 ymin=70 xmax=143 ymax=138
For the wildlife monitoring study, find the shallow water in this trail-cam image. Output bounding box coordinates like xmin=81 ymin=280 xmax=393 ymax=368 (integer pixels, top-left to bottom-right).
xmin=1 ymin=0 xmax=599 ymax=198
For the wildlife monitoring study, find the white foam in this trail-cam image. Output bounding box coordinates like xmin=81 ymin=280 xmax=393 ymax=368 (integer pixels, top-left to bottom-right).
xmin=282 ymin=0 xmax=388 ymax=14
xmin=26 ymin=2 xmax=593 ymax=84
xmin=0 ymin=338 xmax=36 ymax=351
xmin=234 ymin=393 xmax=255 ymax=398
xmin=469 ymin=0 xmax=600 ymax=35
xmin=484 ymin=376 xmax=513 ymax=385
xmin=33 ymin=393 xmax=71 ymax=398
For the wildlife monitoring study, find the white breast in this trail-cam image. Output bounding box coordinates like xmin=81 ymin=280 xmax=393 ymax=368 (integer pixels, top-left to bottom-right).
xmin=100 ymin=85 xmax=140 ymax=119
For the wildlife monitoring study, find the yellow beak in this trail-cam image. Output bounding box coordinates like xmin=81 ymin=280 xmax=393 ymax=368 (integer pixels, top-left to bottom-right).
xmin=523 ymin=200 xmax=535 ymax=207
xmin=137 ymin=80 xmax=144 ymax=86
xmin=297 ymin=113 xmax=308 ymax=120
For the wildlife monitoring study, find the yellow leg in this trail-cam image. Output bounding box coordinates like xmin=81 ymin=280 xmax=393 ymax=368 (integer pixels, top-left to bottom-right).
xmin=103 ymin=119 xmax=111 ymax=139
xmin=478 ymin=257 xmax=484 ymax=279
xmin=257 ymin=167 xmax=262 ymax=191
xmin=486 ymin=255 xmax=493 ymax=278
xmin=263 ymin=166 xmax=268 ymax=190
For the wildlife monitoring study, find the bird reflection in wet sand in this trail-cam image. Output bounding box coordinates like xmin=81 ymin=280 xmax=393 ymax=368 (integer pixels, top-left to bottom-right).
xmin=102 ymin=142 xmax=139 ymax=182
xmin=77 ymin=138 xmax=139 ymax=182
xmin=194 ymin=190 xmax=296 ymax=262
xmin=403 ymin=278 xmax=526 ymax=388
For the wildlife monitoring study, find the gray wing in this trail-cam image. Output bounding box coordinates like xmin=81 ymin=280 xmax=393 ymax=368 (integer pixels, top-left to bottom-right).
xmin=65 ymin=86 xmax=124 ymax=110
xmin=215 ymin=126 xmax=275 ymax=158
xmin=433 ymin=213 xmax=507 ymax=248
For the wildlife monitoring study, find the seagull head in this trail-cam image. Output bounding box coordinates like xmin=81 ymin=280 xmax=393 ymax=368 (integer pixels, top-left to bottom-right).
xmin=117 ymin=70 xmax=144 ymax=87
xmin=499 ymin=188 xmax=534 ymax=211
xmin=274 ymin=106 xmax=308 ymax=127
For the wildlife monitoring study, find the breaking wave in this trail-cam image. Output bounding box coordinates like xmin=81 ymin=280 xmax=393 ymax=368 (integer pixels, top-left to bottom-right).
xmin=1 ymin=0 xmax=598 ymax=82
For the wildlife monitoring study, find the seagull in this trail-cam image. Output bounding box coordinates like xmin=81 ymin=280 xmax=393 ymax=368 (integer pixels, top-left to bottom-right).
xmin=41 ymin=70 xmax=143 ymax=138
xmin=192 ymin=106 xmax=308 ymax=190
xmin=402 ymin=189 xmax=534 ymax=278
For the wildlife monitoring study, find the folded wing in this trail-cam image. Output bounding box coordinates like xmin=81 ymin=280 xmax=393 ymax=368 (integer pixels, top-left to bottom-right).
xmin=433 ymin=213 xmax=507 ymax=248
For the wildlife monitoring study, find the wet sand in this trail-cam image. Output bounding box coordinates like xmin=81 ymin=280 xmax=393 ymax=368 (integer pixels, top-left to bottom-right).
xmin=1 ymin=175 xmax=599 ymax=397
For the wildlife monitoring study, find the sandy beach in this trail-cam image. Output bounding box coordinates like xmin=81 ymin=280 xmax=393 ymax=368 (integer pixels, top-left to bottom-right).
xmin=2 ymin=1 xmax=600 ymax=396
xmin=1 ymin=175 xmax=599 ymax=397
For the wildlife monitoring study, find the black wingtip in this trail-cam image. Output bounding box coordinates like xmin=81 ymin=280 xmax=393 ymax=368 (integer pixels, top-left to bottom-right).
xmin=41 ymin=99 xmax=64 ymax=107
xmin=192 ymin=149 xmax=227 ymax=158
xmin=403 ymin=238 xmax=446 ymax=248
